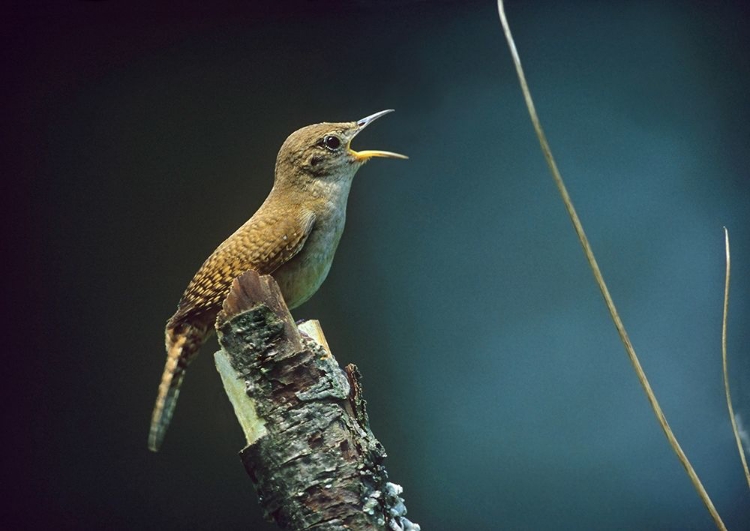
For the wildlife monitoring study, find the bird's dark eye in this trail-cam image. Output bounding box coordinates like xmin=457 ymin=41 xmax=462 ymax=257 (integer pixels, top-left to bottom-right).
xmin=323 ymin=135 xmax=341 ymax=150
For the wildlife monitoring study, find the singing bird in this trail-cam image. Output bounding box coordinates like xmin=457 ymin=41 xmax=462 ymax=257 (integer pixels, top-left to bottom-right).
xmin=149 ymin=110 xmax=407 ymax=451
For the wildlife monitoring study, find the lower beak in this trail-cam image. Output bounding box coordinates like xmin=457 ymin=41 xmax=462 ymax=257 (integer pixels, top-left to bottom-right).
xmin=350 ymin=149 xmax=409 ymax=161
xmin=348 ymin=109 xmax=408 ymax=162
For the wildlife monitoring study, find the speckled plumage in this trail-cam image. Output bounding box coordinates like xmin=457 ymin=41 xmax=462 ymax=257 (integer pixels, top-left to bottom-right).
xmin=169 ymin=206 xmax=315 ymax=325
xmin=148 ymin=110 xmax=406 ymax=452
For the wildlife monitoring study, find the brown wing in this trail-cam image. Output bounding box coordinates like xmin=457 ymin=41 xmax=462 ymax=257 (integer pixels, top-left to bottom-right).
xmin=168 ymin=209 xmax=315 ymax=327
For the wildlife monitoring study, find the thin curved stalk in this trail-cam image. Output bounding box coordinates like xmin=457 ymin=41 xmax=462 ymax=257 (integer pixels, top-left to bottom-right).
xmin=495 ymin=1 xmax=725 ymax=528
xmin=722 ymin=228 xmax=750 ymax=489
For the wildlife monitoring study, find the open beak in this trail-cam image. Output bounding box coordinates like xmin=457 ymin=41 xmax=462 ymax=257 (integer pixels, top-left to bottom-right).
xmin=348 ymin=109 xmax=408 ymax=162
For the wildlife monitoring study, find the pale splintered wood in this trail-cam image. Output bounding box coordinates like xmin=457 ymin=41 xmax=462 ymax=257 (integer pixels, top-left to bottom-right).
xmin=215 ymin=351 xmax=266 ymax=446
xmin=298 ymin=319 xmax=332 ymax=356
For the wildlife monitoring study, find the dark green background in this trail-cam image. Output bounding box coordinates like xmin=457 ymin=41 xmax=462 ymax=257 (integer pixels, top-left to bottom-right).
xmin=5 ymin=1 xmax=750 ymax=529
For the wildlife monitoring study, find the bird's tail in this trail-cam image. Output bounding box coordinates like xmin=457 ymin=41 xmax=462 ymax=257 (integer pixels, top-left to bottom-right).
xmin=148 ymin=323 xmax=207 ymax=452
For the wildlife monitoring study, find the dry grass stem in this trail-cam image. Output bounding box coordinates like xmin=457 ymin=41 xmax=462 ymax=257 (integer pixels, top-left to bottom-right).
xmin=722 ymin=228 xmax=750 ymax=489
xmin=496 ymin=1 xmax=726 ymax=528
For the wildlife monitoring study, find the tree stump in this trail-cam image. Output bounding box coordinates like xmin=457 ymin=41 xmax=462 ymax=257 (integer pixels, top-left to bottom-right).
xmin=214 ymin=270 xmax=419 ymax=531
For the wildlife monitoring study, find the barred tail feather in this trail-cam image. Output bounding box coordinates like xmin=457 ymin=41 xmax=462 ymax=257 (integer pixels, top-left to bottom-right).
xmin=148 ymin=324 xmax=206 ymax=452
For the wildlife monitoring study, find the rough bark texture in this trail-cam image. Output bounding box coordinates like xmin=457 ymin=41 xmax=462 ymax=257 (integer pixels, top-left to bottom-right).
xmin=214 ymin=270 xmax=419 ymax=531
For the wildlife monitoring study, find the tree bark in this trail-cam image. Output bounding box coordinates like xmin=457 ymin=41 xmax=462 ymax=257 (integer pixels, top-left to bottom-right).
xmin=213 ymin=270 xmax=419 ymax=531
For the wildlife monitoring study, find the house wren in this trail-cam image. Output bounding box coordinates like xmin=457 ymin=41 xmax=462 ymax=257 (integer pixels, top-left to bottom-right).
xmin=148 ymin=110 xmax=406 ymax=451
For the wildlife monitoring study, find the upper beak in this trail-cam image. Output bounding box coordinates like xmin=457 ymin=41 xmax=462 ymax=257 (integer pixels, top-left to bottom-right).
xmin=349 ymin=109 xmax=408 ymax=161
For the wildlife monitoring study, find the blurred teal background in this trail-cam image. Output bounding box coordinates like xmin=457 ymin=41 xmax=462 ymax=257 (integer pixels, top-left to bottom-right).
xmin=5 ymin=1 xmax=750 ymax=529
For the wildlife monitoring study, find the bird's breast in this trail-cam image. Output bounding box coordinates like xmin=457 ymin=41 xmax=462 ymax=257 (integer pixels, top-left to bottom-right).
xmin=273 ymin=205 xmax=347 ymax=309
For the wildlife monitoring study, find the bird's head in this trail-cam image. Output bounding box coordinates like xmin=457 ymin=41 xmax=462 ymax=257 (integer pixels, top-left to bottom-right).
xmin=274 ymin=109 xmax=407 ymax=192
